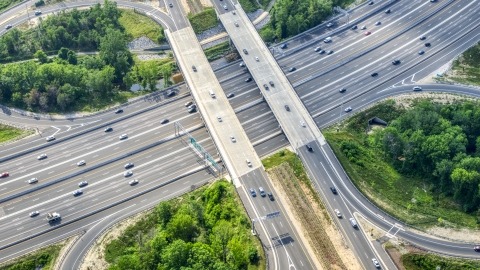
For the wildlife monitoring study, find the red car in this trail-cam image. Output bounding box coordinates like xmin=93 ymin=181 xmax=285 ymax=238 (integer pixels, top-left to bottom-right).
xmin=365 ymin=31 xmax=371 ymax=36
xmin=0 ymin=172 xmax=9 ymax=178
xmin=474 ymin=246 xmax=480 ymax=251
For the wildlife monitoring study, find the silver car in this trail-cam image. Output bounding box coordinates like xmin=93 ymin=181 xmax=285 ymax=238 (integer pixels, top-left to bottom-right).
xmin=29 ymin=211 xmax=39 ymax=217
xmin=73 ymin=189 xmax=83 ymax=196
xmin=28 ymin=178 xmax=38 ymax=184
xmin=124 ymin=171 xmax=133 ymax=177
xmin=77 ymin=160 xmax=86 ymax=166
xmin=119 ymin=134 xmax=128 ymax=140
xmin=78 ymin=181 xmax=88 ymax=187
xmin=37 ymin=154 xmax=47 ymax=160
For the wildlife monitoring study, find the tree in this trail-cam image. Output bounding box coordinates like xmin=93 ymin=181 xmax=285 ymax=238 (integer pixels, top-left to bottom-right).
xmin=227 ymin=237 xmax=248 ymax=269
xmin=116 ymin=254 xmax=140 ymax=270
xmin=58 ymin=47 xmax=69 ymax=60
xmin=34 ymin=50 xmax=48 ymax=64
xmin=165 ymin=213 xmax=199 ymax=242
xmin=211 ymin=220 xmax=234 ymax=263
xmin=161 ymin=240 xmax=191 ymax=269
xmin=187 ymin=243 xmax=216 ymax=269
xmin=99 ymin=28 xmax=133 ymax=81
xmin=86 ymin=65 xmax=115 ymax=99
xmin=156 ymin=201 xmax=173 ymax=228
xmin=160 ymin=64 xmax=173 ymax=88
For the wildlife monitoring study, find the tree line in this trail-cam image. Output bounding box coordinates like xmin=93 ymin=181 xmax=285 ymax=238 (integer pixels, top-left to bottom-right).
xmin=105 ymin=181 xmax=262 ymax=270
xmin=345 ymin=100 xmax=480 ymax=213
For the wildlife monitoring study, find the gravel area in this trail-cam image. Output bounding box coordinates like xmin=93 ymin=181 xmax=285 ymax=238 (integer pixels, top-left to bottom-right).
xmin=196 ymin=24 xmax=226 ymax=41
xmin=126 ymin=36 xmax=158 ymax=50
xmin=135 ymin=54 xmax=169 ymax=60
xmin=247 ymin=9 xmax=264 ymax=21
xmin=255 ymin=13 xmax=270 ymax=30
xmin=201 ymin=36 xmax=230 ymax=50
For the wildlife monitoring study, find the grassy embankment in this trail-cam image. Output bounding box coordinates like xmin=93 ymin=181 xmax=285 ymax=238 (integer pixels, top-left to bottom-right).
xmin=443 ymin=41 xmax=480 ymax=86
xmin=0 ymin=244 xmax=62 ymax=270
xmin=0 ymin=124 xmax=30 ymax=144
xmin=323 ymin=100 xmax=478 ymax=229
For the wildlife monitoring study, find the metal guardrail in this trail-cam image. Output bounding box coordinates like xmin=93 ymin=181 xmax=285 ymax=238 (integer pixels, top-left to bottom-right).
xmin=276 ymin=0 xmax=397 ymax=60
xmin=0 ymin=91 xmax=190 ymax=164
xmin=0 ymin=124 xmax=204 ymax=204
xmin=292 ymin=0 xmax=455 ymax=88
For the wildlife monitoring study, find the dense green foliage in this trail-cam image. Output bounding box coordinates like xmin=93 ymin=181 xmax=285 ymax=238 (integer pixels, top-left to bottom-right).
xmin=325 ymin=99 xmax=480 ymax=228
xmin=238 ymin=0 xmax=259 ymax=12
xmin=204 ymin=42 xmax=232 ymax=61
xmin=260 ymin=0 xmax=355 ymax=42
xmin=119 ymin=10 xmax=165 ymax=43
xmin=188 ymin=8 xmax=218 ymax=34
xmin=0 ymin=245 xmax=61 ymax=270
xmin=105 ymin=181 xmax=263 ymax=270
xmin=402 ymin=253 xmax=480 ymax=270
xmin=447 ymin=41 xmax=480 ymax=86
xmin=0 ymin=0 xmax=20 ymax=13
xmin=0 ymin=125 xmax=29 ymax=143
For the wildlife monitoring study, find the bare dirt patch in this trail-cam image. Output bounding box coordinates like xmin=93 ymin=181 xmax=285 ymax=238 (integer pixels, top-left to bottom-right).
xmin=79 ymin=209 xmax=153 ymax=270
xmin=267 ymin=162 xmax=361 ymax=270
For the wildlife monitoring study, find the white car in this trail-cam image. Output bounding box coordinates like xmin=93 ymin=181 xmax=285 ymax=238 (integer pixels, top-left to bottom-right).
xmin=77 ymin=160 xmax=86 ymax=166
xmin=372 ymin=258 xmax=380 ymax=268
xmin=300 ymin=121 xmax=306 ymax=127
xmin=223 ymin=5 xmax=227 ymax=10
xmin=129 ymin=179 xmax=139 ymax=185
xmin=124 ymin=171 xmax=133 ymax=177
xmin=78 ymin=181 xmax=88 ymax=187
xmin=28 ymin=178 xmax=38 ymax=184
xmin=344 ymin=107 xmax=352 ymax=112
xmin=73 ymin=189 xmax=83 ymax=196
xmin=255 ymin=56 xmax=259 ymax=61
xmin=37 ymin=154 xmax=47 ymax=160
xmin=119 ymin=134 xmax=128 ymax=140
xmin=334 ymin=209 xmax=342 ymax=218
xmin=230 ymin=135 xmax=236 ymax=142
xmin=5 ymin=25 xmax=12 ymax=30
xmin=217 ymin=116 xmax=222 ymax=122
xmin=29 ymin=211 xmax=39 ymax=217
xmin=34 ymin=10 xmax=42 ymax=15
xmin=46 ymin=136 xmax=55 ymax=142
xmin=327 ymin=22 xmax=333 ymax=27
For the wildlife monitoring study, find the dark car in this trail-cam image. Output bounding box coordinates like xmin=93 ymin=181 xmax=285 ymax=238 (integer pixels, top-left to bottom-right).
xmin=314 ymin=47 xmax=321 ymax=52
xmin=161 ymin=118 xmax=169 ymax=124
xmin=327 ymin=50 xmax=333 ymax=55
xmin=306 ymin=144 xmax=313 ymax=152
xmin=267 ymin=192 xmax=274 ymax=201
xmin=392 ymin=59 xmax=400 ymax=65
xmin=104 ymin=127 xmax=113 ymax=132
xmin=166 ymin=91 xmax=175 ymax=97
xmin=385 ymin=9 xmax=391 ymax=13
xmin=288 ymin=67 xmax=296 ymax=72
xmin=263 ymin=84 xmax=269 ymax=90
xmin=239 ymin=62 xmax=245 ymax=67
xmin=351 ymin=25 xmax=357 ymax=30
xmin=474 ymin=246 xmax=480 ymax=251
xmin=339 ymin=88 xmax=346 ymax=93
xmin=269 ymin=81 xmax=274 ymax=86
xmin=285 ymin=105 xmax=290 ymax=111
xmin=425 ymin=42 xmax=431 ymax=47
xmin=371 ymin=72 xmax=378 ymax=77
xmin=243 ymin=49 xmax=248 ymax=54
xmin=250 ymin=188 xmax=257 ymax=197
xmin=115 ymin=109 xmax=123 ymax=114
xmin=245 ymin=77 xmax=252 ymax=82
xmin=169 ymin=3 xmax=173 ymax=7
xmin=368 ymin=1 xmax=374 ymax=5
xmin=280 ymin=44 xmax=287 ymax=49
xmin=418 ymin=50 xmax=425 ymax=55
xmin=227 ymin=93 xmax=234 ymax=98
xmin=330 ymin=187 xmax=337 ymax=194
xmin=124 ymin=163 xmax=134 ymax=169
xmin=192 ymin=65 xmax=197 ymax=72
xmin=420 ymin=36 xmax=427 ymax=40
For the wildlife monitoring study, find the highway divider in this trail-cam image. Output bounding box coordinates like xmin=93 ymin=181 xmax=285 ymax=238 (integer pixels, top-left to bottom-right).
xmin=0 ymin=124 xmax=204 ymax=205
xmin=0 ymin=91 xmax=191 ymax=164
xmin=276 ymin=0 xmax=398 ymax=60
xmin=293 ymin=0 xmax=455 ymax=88
xmin=0 ymin=165 xmax=212 ymax=252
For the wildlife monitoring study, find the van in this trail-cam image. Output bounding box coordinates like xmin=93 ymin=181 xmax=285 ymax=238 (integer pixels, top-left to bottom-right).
xmin=324 ymin=37 xmax=332 ymax=43
xmin=209 ymin=89 xmax=215 ymax=98
xmin=349 ymin=218 xmax=358 ymax=228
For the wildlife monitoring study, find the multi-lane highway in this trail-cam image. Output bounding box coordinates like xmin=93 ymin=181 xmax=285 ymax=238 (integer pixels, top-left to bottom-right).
xmin=1 ymin=0 xmax=480 ymax=268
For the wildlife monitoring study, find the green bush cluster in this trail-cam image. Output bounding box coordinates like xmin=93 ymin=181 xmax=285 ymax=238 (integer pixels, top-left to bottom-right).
xmin=105 ymin=181 xmax=262 ymax=270
xmin=261 ymin=0 xmax=355 ymax=42
xmin=449 ymin=41 xmax=480 ymax=86
xmin=188 ymin=8 xmax=218 ymax=34
xmin=238 ymin=0 xmax=259 ymax=13
xmin=0 ymin=245 xmax=61 ymax=270
xmin=402 ymin=253 xmax=480 ymax=270
xmin=204 ymin=42 xmax=232 ymax=61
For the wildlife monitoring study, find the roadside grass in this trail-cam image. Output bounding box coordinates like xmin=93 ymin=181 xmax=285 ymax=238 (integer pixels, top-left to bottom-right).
xmin=323 ymin=100 xmax=478 ymax=229
xmin=188 ymin=7 xmax=218 ymax=34
xmin=0 ymin=124 xmax=28 ymax=143
xmin=119 ymin=9 xmax=165 ymax=43
xmin=0 ymin=244 xmax=62 ymax=270
xmin=0 ymin=0 xmax=19 ymax=13
xmin=402 ymin=253 xmax=480 ymax=270
xmin=204 ymin=41 xmax=232 ymax=61
xmin=445 ymin=41 xmax=480 ymax=86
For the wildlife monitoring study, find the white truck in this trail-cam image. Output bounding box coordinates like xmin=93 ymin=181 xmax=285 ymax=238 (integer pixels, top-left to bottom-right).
xmin=46 ymin=212 xmax=61 ymax=223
